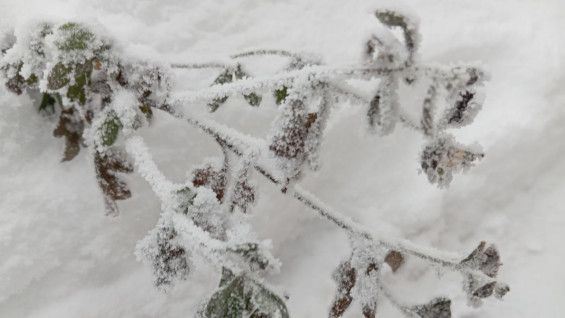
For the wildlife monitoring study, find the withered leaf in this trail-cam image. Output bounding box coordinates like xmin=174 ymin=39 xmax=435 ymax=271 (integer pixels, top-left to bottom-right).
xmin=53 ymin=108 xmax=83 ymax=162
xmin=461 ymin=241 xmax=501 ymax=278
xmin=192 ymin=165 xmax=227 ymax=202
xmin=94 ymin=150 xmax=133 ymax=216
xmin=412 ymin=297 xmax=451 ymax=318
xmin=330 ymin=260 xmax=357 ymax=318
xmin=384 ymin=250 xmax=404 ymax=273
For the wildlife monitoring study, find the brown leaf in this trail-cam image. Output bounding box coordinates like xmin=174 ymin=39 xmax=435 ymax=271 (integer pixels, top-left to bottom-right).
xmin=192 ymin=165 xmax=227 ymax=202
xmin=461 ymin=241 xmax=501 ymax=278
xmin=269 ymin=98 xmax=308 ymax=160
xmin=384 ymin=250 xmax=404 ymax=273
xmin=94 ymin=150 xmax=133 ymax=216
xmin=330 ymin=260 xmax=357 ymax=318
xmin=53 ymin=108 xmax=83 ymax=162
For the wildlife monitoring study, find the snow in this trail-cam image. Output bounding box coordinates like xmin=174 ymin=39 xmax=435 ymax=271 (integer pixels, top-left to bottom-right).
xmin=1 ymin=0 xmax=565 ymax=317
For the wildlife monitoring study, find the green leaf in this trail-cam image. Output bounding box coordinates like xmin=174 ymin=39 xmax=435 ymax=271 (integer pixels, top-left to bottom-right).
xmin=38 ymin=93 xmax=56 ymax=114
xmin=208 ymin=96 xmax=228 ymax=113
xmin=57 ymin=22 xmax=95 ymax=51
xmin=47 ymin=62 xmax=71 ymax=90
xmin=67 ymin=61 xmax=93 ymax=105
xmin=205 ymin=275 xmax=248 ymax=318
xmin=275 ymin=86 xmax=288 ymax=105
xmin=101 ymin=110 xmax=121 ymax=146
xmin=243 ymin=92 xmax=261 ymax=107
xmin=205 ymin=271 xmax=289 ymax=318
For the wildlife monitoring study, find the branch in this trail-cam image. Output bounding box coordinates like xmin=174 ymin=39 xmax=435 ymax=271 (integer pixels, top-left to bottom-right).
xmin=231 ymin=49 xmax=294 ymax=59
xmin=155 ymin=104 xmax=492 ymax=281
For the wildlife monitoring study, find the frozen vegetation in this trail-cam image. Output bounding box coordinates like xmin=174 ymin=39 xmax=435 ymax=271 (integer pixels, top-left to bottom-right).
xmin=0 ymin=0 xmax=564 ymax=317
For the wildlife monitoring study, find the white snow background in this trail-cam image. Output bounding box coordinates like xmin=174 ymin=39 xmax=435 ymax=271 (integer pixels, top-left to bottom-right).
xmin=0 ymin=0 xmax=564 ymax=317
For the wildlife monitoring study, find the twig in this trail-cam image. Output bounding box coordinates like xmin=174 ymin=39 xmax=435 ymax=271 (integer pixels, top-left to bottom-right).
xmin=171 ymin=62 xmax=230 ymax=69
xmin=231 ymin=49 xmax=294 ymax=59
xmin=154 ymin=104 xmax=494 ymax=281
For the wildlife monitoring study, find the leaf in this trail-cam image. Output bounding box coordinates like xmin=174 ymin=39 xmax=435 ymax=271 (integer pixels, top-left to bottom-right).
xmin=146 ymin=224 xmax=191 ymax=289
xmin=47 ymin=62 xmax=71 ymax=90
xmin=367 ymin=75 xmax=399 ymax=136
xmin=101 ymin=110 xmax=121 ymax=146
xmin=384 ymin=250 xmax=404 ymax=273
xmin=94 ymin=150 xmax=133 ymax=216
xmin=269 ymin=98 xmax=308 ymax=160
xmin=412 ymin=297 xmax=452 ymax=318
xmin=53 ymin=108 xmax=83 ymax=161
xmin=207 ymin=65 xmax=262 ymax=111
xmin=440 ymin=90 xmax=482 ymax=129
xmin=205 ymin=272 xmax=289 ymax=318
xmin=374 ymin=9 xmax=419 ymax=55
xmin=38 ymin=93 xmax=57 ymax=115
xmin=461 ymin=241 xmax=501 ymax=278
xmin=274 ymin=86 xmax=288 ymax=105
xmin=421 ymin=85 xmax=437 ymax=137
xmin=66 ymin=60 xmax=93 ymax=105
xmin=420 ymin=135 xmax=484 ymax=188
xmin=329 ymin=260 xmax=357 ymax=318
xmin=57 ymin=22 xmax=95 ymax=51
xmin=243 ymin=92 xmax=262 ymax=107
xmin=192 ymin=164 xmax=227 ymax=202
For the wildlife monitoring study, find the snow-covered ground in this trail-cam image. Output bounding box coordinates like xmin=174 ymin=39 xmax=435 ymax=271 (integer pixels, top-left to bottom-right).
xmin=1 ymin=0 xmax=564 ymax=317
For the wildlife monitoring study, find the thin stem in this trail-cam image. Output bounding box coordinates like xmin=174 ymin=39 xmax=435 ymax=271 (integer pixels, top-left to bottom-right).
xmin=376 ymin=273 xmax=417 ymax=317
xmin=231 ymin=49 xmax=294 ymax=59
xmin=171 ymin=62 xmax=230 ymax=69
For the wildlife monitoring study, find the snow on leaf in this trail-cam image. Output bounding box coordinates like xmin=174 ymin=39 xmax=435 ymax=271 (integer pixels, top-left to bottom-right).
xmin=412 ymin=297 xmax=451 ymax=318
xmin=460 ymin=241 xmax=502 ymax=278
xmin=384 ymin=250 xmax=404 ymax=273
xmin=268 ymin=94 xmax=309 ymax=180
xmin=329 ymin=259 xmax=356 ymax=318
xmin=420 ymin=134 xmax=484 ymax=188
xmin=136 ymin=217 xmax=192 ymax=291
xmin=367 ymin=75 xmax=399 ymax=136
xmin=94 ymin=149 xmax=133 ymax=216
xmin=53 ymin=107 xmax=83 ymax=161
xmin=205 ymin=270 xmax=289 ymax=318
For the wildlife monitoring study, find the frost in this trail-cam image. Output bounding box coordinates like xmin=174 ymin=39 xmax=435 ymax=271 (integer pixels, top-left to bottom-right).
xmin=135 ymin=216 xmax=192 ymax=290
xmin=420 ymin=134 xmax=484 ymax=188
xmin=367 ymin=74 xmax=399 ymax=136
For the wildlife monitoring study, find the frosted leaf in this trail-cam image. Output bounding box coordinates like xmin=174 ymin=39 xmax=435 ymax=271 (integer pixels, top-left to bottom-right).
xmin=207 ymin=64 xmax=262 ymax=112
xmin=421 ymin=84 xmax=437 ymax=137
xmin=439 ymin=89 xmax=484 ymax=129
xmin=329 ymin=259 xmax=356 ymax=318
xmin=226 ymin=152 xmax=257 ymax=214
xmin=53 ymin=107 xmax=84 ymax=161
xmin=268 ymin=93 xmax=309 ymax=180
xmin=204 ymin=268 xmax=289 ymax=318
xmin=420 ymin=134 xmax=484 ymax=188
xmin=94 ymin=148 xmax=133 ymax=216
xmin=375 ymin=9 xmax=421 ymax=58
xmin=460 ymin=241 xmax=501 ymax=278
xmin=303 ymin=90 xmax=332 ymax=171
xmin=192 ymin=162 xmax=227 ymax=202
xmin=367 ymin=75 xmax=399 ymax=136
xmin=136 ymin=217 xmax=192 ymax=290
xmin=384 ymin=250 xmax=404 ymax=273
xmin=411 ymin=297 xmax=451 ymax=318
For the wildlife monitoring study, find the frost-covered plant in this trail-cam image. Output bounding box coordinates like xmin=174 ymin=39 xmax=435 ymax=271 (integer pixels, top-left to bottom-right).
xmin=1 ymin=6 xmax=509 ymax=317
